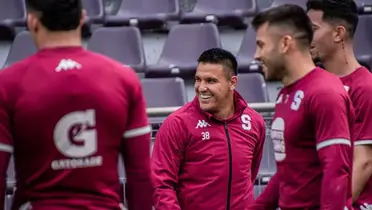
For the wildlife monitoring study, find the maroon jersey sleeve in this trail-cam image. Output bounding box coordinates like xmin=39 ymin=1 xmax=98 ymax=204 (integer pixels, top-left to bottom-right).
xmin=121 ymin=70 xmax=152 ymax=210
xmin=247 ymin=173 xmax=279 ymax=210
xmin=310 ymin=92 xmax=353 ymax=209
xmin=251 ymin=119 xmax=266 ymax=183
xmin=353 ymin=87 xmax=372 ymax=145
xmin=151 ymin=115 xmax=187 ymax=210
xmin=0 ymin=71 xmax=14 ymax=210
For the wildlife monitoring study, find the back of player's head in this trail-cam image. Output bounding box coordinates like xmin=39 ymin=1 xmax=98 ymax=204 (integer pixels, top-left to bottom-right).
xmin=26 ymin=0 xmax=83 ymax=31
xmin=251 ymin=4 xmax=314 ymax=50
xmin=197 ymin=48 xmax=238 ymax=77
xmin=306 ymin=0 xmax=358 ymax=39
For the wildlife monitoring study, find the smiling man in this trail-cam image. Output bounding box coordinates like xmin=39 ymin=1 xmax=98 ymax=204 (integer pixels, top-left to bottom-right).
xmin=151 ymin=48 xmax=266 ymax=210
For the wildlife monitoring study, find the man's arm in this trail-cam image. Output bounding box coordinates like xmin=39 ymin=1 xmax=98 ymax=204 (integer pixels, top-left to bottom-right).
xmin=151 ymin=116 xmax=186 ymax=210
xmin=251 ymin=120 xmax=266 ymax=183
xmin=247 ymin=173 xmax=279 ymax=210
xmin=121 ymin=73 xmax=152 ymax=210
xmin=311 ymin=92 xmax=354 ymax=210
xmin=351 ymin=88 xmax=372 ymax=202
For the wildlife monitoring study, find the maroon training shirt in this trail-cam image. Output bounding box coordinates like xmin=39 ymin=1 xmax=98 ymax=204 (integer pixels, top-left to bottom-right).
xmin=0 ymin=47 xmax=152 ymax=210
xmin=250 ymin=68 xmax=355 ymax=210
xmin=341 ymin=66 xmax=372 ymax=210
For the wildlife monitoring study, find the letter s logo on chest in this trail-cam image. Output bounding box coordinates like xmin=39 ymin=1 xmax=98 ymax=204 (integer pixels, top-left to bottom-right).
xmin=291 ymin=90 xmax=304 ymax=111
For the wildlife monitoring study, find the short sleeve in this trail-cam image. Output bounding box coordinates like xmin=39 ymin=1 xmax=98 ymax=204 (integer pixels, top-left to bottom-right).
xmin=0 ymin=72 xmax=13 ymax=153
xmin=309 ymin=92 xmax=353 ymax=151
xmin=352 ymin=87 xmax=372 ymax=145
xmin=123 ymin=70 xmax=151 ymax=139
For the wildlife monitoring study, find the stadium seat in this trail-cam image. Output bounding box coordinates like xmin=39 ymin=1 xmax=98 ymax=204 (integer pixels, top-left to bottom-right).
xmin=237 ymin=26 xmax=262 ymax=74
xmin=82 ymin=0 xmax=105 ymax=36
xmin=145 ymin=23 xmax=222 ymax=78
xmin=235 ymin=73 xmax=269 ymax=103
xmin=87 ymin=27 xmax=146 ymax=72
xmin=0 ymin=0 xmax=27 ymax=40
xmin=141 ymin=77 xmax=188 ymax=108
xmin=356 ymin=0 xmax=372 ymax=14
xmin=3 ymin=31 xmax=37 ymax=68
xmin=104 ymin=0 xmax=180 ymax=30
xmin=353 ymin=15 xmax=372 ymax=70
xmin=270 ymin=0 xmax=307 ymax=9
xmin=180 ymin=0 xmax=258 ymax=28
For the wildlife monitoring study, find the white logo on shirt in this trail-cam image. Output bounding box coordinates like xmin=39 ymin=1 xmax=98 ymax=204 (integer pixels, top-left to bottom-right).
xmin=271 ymin=117 xmax=286 ymax=162
xmin=344 ymin=86 xmax=350 ymax=93
xmin=195 ymin=120 xmax=211 ymax=129
xmin=276 ymin=94 xmax=283 ymax=104
xmin=360 ymin=203 xmax=372 ymax=210
xmin=55 ymin=59 xmax=82 ymax=72
xmin=291 ymin=90 xmax=304 ymax=111
xmin=241 ymin=114 xmax=252 ymax=131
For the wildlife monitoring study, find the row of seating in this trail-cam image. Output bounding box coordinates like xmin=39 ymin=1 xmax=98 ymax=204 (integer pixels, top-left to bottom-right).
xmin=5 ymin=15 xmax=372 ymax=77
xmin=1 ymin=0 xmax=372 ymax=40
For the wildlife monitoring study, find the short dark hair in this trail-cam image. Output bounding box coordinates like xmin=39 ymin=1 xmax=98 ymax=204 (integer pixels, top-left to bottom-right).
xmin=197 ymin=48 xmax=238 ymax=76
xmin=306 ymin=0 xmax=358 ymax=39
xmin=26 ymin=0 xmax=83 ymax=31
xmin=251 ymin=4 xmax=314 ymax=49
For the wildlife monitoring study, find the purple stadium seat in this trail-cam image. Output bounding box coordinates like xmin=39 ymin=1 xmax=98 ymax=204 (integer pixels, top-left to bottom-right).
xmin=237 ymin=26 xmax=262 ymax=73
xmin=270 ymin=0 xmax=307 ymax=9
xmin=354 ymin=15 xmax=372 ymax=70
xmin=3 ymin=31 xmax=37 ymax=68
xmin=82 ymin=0 xmax=105 ymax=36
xmin=145 ymin=23 xmax=222 ymax=78
xmin=235 ymin=73 xmax=269 ymax=103
xmin=0 ymin=0 xmax=26 ymax=40
xmin=356 ymin=0 xmax=372 ymax=14
xmin=141 ymin=77 xmax=187 ymax=108
xmin=180 ymin=0 xmax=258 ymax=27
xmin=87 ymin=27 xmax=146 ymax=72
xmin=104 ymin=0 xmax=180 ymax=30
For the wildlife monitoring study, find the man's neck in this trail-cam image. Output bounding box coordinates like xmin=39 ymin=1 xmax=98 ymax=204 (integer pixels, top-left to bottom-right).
xmin=37 ymin=30 xmax=82 ymax=49
xmin=213 ymin=95 xmax=235 ymax=120
xmin=282 ymin=52 xmax=316 ymax=86
xmin=322 ymin=45 xmax=360 ymax=77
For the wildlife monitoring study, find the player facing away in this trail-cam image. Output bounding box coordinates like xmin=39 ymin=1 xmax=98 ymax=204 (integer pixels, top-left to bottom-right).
xmin=307 ymin=1 xmax=372 ymax=209
xmin=151 ymin=48 xmax=266 ymax=210
xmin=0 ymin=0 xmax=153 ymax=209
xmin=248 ymin=4 xmax=355 ymax=210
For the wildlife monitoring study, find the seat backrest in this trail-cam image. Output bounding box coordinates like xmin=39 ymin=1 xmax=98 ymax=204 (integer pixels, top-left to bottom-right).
xmin=4 ymin=31 xmax=37 ymax=68
xmin=237 ymin=26 xmax=256 ymax=62
xmin=353 ymin=15 xmax=372 ymax=55
xmin=235 ymin=73 xmax=269 ymax=103
xmin=82 ymin=0 xmax=104 ymax=18
xmin=87 ymin=27 xmax=145 ymax=66
xmin=118 ymin=0 xmax=178 ymax=13
xmin=271 ymin=0 xmax=307 ymax=9
xmin=0 ymin=0 xmax=25 ymax=20
xmin=141 ymin=77 xmax=187 ymax=108
xmin=193 ymin=0 xmax=254 ymax=11
xmin=158 ymin=23 xmax=221 ymax=65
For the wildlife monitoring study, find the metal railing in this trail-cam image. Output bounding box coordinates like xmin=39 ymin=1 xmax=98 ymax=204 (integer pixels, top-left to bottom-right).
xmin=146 ymin=102 xmax=276 ymax=117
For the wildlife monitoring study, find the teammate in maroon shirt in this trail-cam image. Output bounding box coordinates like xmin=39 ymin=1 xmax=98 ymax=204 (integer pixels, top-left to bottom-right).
xmin=151 ymin=48 xmax=266 ymax=210
xmin=248 ymin=4 xmax=355 ymax=210
xmin=0 ymin=0 xmax=152 ymax=209
xmin=307 ymin=0 xmax=372 ymax=209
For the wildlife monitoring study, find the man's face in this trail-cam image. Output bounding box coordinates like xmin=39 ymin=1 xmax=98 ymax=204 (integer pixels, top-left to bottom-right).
xmin=254 ymin=23 xmax=286 ymax=82
xmin=194 ymin=63 xmax=237 ymax=113
xmin=307 ymin=10 xmax=338 ymax=62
